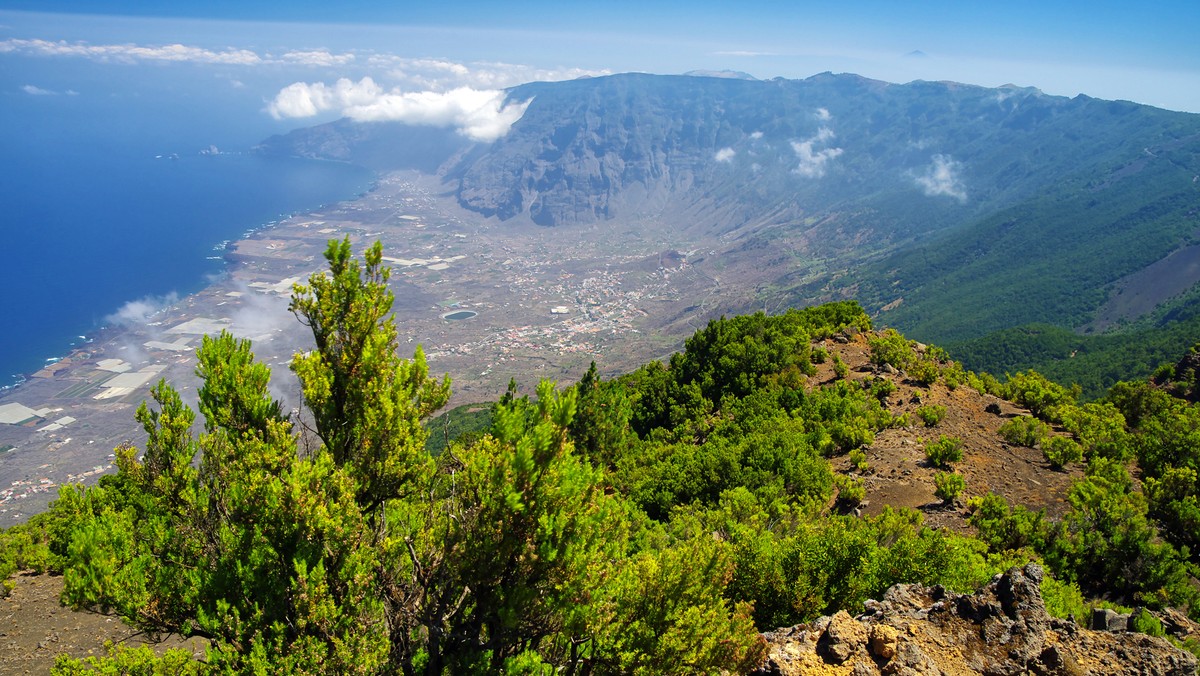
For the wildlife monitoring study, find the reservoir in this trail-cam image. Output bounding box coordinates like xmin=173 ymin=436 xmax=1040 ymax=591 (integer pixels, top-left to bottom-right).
xmin=443 ymin=310 xmax=478 ymax=321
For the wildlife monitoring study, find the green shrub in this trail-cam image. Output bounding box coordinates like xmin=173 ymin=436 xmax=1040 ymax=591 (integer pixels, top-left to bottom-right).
xmin=811 ymin=347 xmax=828 ymax=364
xmin=1041 ymin=575 xmax=1088 ymax=620
xmin=999 ymin=416 xmax=1049 ymax=447
xmin=832 ymin=354 xmax=848 ymax=379
xmin=868 ymin=329 xmax=913 ymax=369
xmin=834 ymin=474 xmax=866 ymax=505
xmin=924 ymin=435 xmax=964 ymax=468
xmin=941 ymin=362 xmax=967 ymax=390
xmin=915 ymin=405 xmax=946 ymax=427
xmin=1129 ymin=608 xmax=1165 ymax=637
xmin=967 ymin=371 xmax=1004 ymax=397
xmin=933 ymin=471 xmax=965 ymax=503
xmin=848 ymin=448 xmax=869 ymax=473
xmin=1001 ymin=371 xmax=1077 ymax=422
xmin=910 ymin=358 xmax=940 ymax=387
xmin=1043 ymin=436 xmax=1083 ymax=469
xmin=864 ymin=377 xmax=896 ymax=401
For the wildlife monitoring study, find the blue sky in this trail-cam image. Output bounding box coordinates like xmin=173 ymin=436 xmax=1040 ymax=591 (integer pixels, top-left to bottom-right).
xmin=3 ymin=0 xmax=1199 ymax=129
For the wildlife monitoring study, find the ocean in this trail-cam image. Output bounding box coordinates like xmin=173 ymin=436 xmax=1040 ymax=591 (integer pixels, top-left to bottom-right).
xmin=0 ymin=66 xmax=374 ymax=388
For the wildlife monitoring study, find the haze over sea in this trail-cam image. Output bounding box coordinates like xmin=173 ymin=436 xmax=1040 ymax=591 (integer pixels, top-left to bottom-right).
xmin=0 ymin=56 xmax=372 ymax=388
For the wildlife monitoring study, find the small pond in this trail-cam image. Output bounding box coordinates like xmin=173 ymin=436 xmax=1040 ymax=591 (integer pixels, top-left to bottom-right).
xmin=442 ymin=310 xmax=478 ymax=321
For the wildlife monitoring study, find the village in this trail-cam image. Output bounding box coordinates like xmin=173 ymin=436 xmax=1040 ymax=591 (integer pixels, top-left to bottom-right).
xmin=0 ymin=171 xmax=738 ymax=521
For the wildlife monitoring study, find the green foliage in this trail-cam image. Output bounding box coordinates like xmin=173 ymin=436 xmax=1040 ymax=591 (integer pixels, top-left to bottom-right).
xmin=50 ymin=241 xmax=766 ymax=674
xmin=848 ymin=448 xmax=869 ymax=473
xmin=933 ymin=471 xmax=965 ymax=503
xmin=40 ymin=292 xmax=1200 ymax=669
xmin=1043 ymin=436 xmax=1084 ymax=469
xmin=1050 ymin=458 xmax=1198 ymax=611
xmin=424 ymin=403 xmax=493 ymax=457
xmin=969 ymin=493 xmax=1049 ymax=553
xmin=1041 ymin=575 xmax=1088 ymax=621
xmin=591 ymin=537 xmax=766 ymax=674
xmin=868 ymin=329 xmax=913 ymax=370
xmin=1001 ymin=370 xmax=1077 ymax=422
xmin=569 ymin=361 xmax=635 ymax=469
xmin=0 ymin=511 xmax=59 ymax=597
xmin=863 ymin=376 xmax=896 ymax=402
xmin=909 ymin=358 xmax=940 ymax=387
xmin=923 ymin=435 xmax=964 ymax=468
xmin=727 ymin=508 xmax=1008 ymax=629
xmin=52 ymin=641 xmax=206 ymax=675
xmin=290 ymin=238 xmax=451 ymax=511
xmin=915 ymin=404 xmax=946 ymax=427
xmin=998 ymin=415 xmax=1049 ymax=447
xmin=1060 ymin=401 xmax=1132 ymax=461
xmin=1130 ymin=608 xmax=1165 ymax=637
xmin=834 ymin=474 xmax=866 ymax=505
xmin=832 ymin=353 xmax=849 ymax=379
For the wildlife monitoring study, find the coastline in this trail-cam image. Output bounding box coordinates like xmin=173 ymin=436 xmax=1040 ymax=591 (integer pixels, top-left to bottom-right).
xmin=0 ymin=169 xmax=747 ymax=523
xmin=0 ymin=166 xmax=381 ymax=521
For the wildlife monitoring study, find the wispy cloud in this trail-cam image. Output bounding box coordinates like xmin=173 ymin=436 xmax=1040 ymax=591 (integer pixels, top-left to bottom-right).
xmin=749 ymin=130 xmax=764 ymax=140
xmin=280 ymin=49 xmax=355 ymax=67
xmin=21 ymin=84 xmax=53 ymax=95
xmin=370 ymin=56 xmax=607 ymax=91
xmin=105 ymin=293 xmax=180 ymax=327
xmin=267 ymin=77 xmax=531 ymax=142
xmin=714 ymin=147 xmax=736 ymax=163
xmin=0 ymin=38 xmax=262 ymax=65
xmin=815 ymin=107 xmax=832 ymax=121
xmin=791 ymin=127 xmax=843 ymax=178
xmin=914 ymin=154 xmax=967 ymax=201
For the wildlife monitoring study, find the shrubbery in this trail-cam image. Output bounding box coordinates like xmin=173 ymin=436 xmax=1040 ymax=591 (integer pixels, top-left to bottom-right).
xmin=934 ymin=471 xmax=965 ymax=503
xmin=915 ymin=404 xmax=946 ymax=427
xmin=999 ymin=415 xmax=1049 ymax=447
xmin=1043 ymin=436 xmax=1083 ymax=469
xmin=924 ymin=435 xmax=964 ymax=468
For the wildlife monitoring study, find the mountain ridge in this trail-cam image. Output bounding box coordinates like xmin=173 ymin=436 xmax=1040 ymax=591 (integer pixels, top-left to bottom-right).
xmin=258 ymin=71 xmax=1200 ymax=392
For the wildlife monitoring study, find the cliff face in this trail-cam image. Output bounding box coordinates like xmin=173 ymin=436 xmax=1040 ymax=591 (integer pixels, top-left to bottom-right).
xmin=753 ymin=564 xmax=1198 ymax=675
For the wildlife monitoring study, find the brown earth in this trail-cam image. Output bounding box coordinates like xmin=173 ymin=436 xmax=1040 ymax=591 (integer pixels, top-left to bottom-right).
xmin=0 ymin=572 xmax=206 ymax=674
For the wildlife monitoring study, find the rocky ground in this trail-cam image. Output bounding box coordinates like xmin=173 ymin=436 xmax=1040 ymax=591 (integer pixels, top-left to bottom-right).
xmin=752 ymin=563 xmax=1199 ymax=675
xmin=0 ymin=572 xmax=206 ymax=674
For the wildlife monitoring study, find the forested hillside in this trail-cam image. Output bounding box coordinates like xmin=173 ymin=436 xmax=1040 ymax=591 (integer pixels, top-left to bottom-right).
xmin=2 ymin=243 xmax=1199 ymax=673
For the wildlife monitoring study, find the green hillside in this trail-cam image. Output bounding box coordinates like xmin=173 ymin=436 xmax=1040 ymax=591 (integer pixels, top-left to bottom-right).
xmin=3 ymin=244 xmax=1199 ymax=672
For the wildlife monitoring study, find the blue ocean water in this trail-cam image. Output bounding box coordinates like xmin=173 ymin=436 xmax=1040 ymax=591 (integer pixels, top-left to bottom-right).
xmin=0 ymin=66 xmax=374 ymax=388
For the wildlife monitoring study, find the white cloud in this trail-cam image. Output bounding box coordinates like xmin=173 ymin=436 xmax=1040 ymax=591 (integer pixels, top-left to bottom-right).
xmin=280 ymin=49 xmax=355 ymax=67
xmin=749 ymin=131 xmax=764 ymax=140
xmin=267 ymin=76 xmax=384 ymax=119
xmin=268 ymin=77 xmax=532 ymax=142
xmin=791 ymin=127 xmax=843 ymax=178
xmin=105 ymin=293 xmax=180 ymax=327
xmin=915 ymin=154 xmax=967 ymax=201
xmin=373 ymin=56 xmax=608 ymax=92
xmin=0 ymin=38 xmax=261 ymax=65
xmin=21 ymin=84 xmax=53 ymax=95
xmin=815 ymin=107 xmax=832 ymax=121
xmin=714 ymin=147 xmax=736 ymax=163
